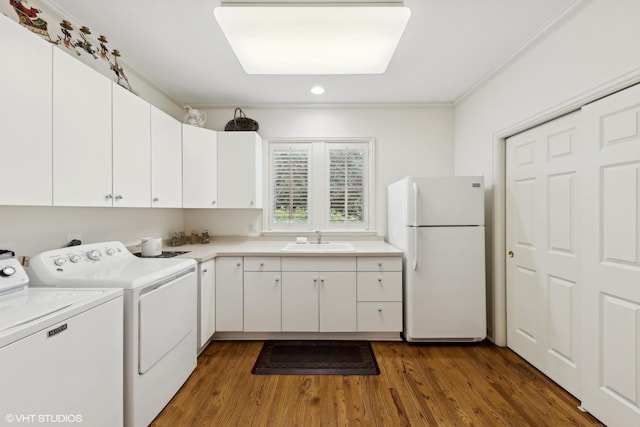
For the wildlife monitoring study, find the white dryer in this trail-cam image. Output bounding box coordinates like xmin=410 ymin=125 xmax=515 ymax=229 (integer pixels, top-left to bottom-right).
xmin=27 ymin=241 xmax=198 ymax=427
xmin=0 ymin=258 xmax=123 ymax=427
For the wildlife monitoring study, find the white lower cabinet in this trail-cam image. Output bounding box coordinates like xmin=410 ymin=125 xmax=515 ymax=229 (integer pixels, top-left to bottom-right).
xmin=198 ymin=259 xmax=215 ymax=350
xmin=215 ymin=257 xmax=243 ymax=331
xmin=356 ymin=257 xmax=403 ymax=332
xmin=244 ymin=256 xmax=282 ymax=332
xmin=319 ymin=272 xmax=357 ymax=332
xmin=213 ymin=255 xmax=402 ymax=335
xmin=282 ymin=272 xmax=319 ymax=332
xmin=281 ymin=257 xmax=357 ymax=333
xmin=244 ymin=272 xmax=281 ymax=332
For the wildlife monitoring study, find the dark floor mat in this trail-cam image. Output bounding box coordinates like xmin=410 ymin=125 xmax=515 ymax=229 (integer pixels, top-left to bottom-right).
xmin=251 ymin=340 xmax=380 ymax=375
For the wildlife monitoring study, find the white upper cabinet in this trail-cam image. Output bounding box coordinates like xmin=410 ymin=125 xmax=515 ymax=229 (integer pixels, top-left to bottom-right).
xmin=112 ymin=83 xmax=151 ymax=207
xmin=217 ymin=132 xmax=263 ymax=208
xmin=53 ymin=48 xmax=112 ymax=207
xmin=151 ymin=106 xmax=182 ymax=208
xmin=182 ymin=125 xmax=217 ymax=208
xmin=0 ymin=15 xmax=52 ymax=206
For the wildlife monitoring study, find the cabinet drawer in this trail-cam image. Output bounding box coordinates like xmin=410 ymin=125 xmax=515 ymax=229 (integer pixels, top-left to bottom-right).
xmin=357 ymin=302 xmax=402 ymax=332
xmin=282 ymin=256 xmax=356 ymax=271
xmin=244 ymin=256 xmax=281 ymax=271
xmin=357 ymin=257 xmax=402 ymax=272
xmin=357 ymin=272 xmax=402 ymax=301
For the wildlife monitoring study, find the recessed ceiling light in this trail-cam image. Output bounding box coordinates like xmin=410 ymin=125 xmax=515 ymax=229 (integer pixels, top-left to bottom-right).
xmin=214 ymin=3 xmax=411 ymax=75
xmin=310 ymin=86 xmax=325 ymax=95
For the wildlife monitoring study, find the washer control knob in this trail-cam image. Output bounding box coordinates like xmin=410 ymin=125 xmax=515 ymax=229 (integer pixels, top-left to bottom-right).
xmin=105 ymin=248 xmax=115 ymax=256
xmin=87 ymin=250 xmax=102 ymax=261
xmin=54 ymin=258 xmax=66 ymax=266
xmin=69 ymin=255 xmax=81 ymax=263
xmin=0 ymin=266 xmax=16 ymax=277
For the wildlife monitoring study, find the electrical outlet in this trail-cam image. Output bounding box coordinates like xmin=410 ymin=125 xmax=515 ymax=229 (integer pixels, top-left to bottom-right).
xmin=66 ymin=234 xmax=83 ymax=244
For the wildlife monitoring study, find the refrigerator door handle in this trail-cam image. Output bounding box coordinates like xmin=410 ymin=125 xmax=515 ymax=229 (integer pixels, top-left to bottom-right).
xmin=413 ymin=227 xmax=419 ymax=271
xmin=412 ymin=181 xmax=419 ymax=226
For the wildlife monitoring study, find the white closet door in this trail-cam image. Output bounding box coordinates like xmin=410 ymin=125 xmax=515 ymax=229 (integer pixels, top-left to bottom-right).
xmin=506 ymin=111 xmax=581 ymax=398
xmin=580 ymin=84 xmax=640 ymax=427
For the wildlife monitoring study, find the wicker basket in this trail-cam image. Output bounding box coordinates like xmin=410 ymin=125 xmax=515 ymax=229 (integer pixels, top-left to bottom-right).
xmin=224 ymin=108 xmax=259 ymax=132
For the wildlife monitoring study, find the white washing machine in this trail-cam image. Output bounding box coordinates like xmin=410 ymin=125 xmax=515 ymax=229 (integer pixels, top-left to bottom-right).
xmin=27 ymin=241 xmax=198 ymax=427
xmin=0 ymin=257 xmax=124 ymax=427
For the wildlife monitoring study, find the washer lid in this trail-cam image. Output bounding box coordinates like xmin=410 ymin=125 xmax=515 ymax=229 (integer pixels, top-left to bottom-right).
xmin=0 ymin=288 xmax=103 ymax=332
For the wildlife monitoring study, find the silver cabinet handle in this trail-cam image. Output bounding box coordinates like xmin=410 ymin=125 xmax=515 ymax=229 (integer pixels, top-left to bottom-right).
xmin=250 ymin=200 xmax=254 ymax=206
xmin=153 ymin=197 xmax=159 ymax=202
xmin=212 ymin=200 xmax=217 ymax=205
xmin=105 ymin=194 xmax=113 ymax=199
xmin=236 ymin=262 xmax=241 ymax=267
xmin=377 ymin=277 xmax=382 ymax=283
xmin=378 ymin=308 xmax=383 ymax=312
xmin=202 ymin=269 xmax=208 ymax=273
xmin=115 ymin=195 xmax=123 ymax=200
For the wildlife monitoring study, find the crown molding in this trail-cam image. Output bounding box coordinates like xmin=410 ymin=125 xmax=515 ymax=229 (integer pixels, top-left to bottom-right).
xmin=453 ymin=0 xmax=594 ymax=106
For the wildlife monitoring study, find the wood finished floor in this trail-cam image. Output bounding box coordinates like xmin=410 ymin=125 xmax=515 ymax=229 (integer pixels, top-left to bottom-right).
xmin=151 ymin=340 xmax=604 ymax=426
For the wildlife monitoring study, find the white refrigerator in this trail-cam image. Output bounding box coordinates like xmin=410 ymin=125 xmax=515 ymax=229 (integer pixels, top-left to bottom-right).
xmin=388 ymin=176 xmax=486 ymax=342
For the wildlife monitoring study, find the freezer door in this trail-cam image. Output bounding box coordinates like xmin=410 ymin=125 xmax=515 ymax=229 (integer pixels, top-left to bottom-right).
xmin=404 ymin=226 xmax=486 ymax=341
xmin=407 ymin=176 xmax=484 ymax=226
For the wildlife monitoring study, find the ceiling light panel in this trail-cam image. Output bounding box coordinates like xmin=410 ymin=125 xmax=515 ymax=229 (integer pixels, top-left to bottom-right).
xmin=214 ymin=6 xmax=411 ymax=75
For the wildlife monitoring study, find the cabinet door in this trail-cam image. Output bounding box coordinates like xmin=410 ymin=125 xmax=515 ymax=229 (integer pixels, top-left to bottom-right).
xmin=183 ymin=125 xmax=217 ymax=208
xmin=244 ymin=272 xmax=281 ymax=332
xmin=282 ymin=272 xmax=319 ymax=332
xmin=320 ymin=272 xmax=357 ymax=332
xmin=217 ymin=132 xmax=262 ymax=208
xmin=151 ymin=106 xmax=182 ymax=208
xmin=112 ymin=83 xmax=151 ymax=207
xmin=53 ymin=48 xmax=112 ymax=207
xmin=215 ymin=257 xmax=243 ymax=331
xmin=0 ymin=15 xmax=52 ymax=206
xmin=198 ymin=259 xmax=216 ymax=349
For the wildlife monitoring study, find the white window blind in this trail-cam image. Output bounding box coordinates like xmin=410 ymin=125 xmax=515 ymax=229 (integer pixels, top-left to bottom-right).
xmin=328 ymin=146 xmax=366 ymax=225
xmin=271 ymin=145 xmax=310 ymax=226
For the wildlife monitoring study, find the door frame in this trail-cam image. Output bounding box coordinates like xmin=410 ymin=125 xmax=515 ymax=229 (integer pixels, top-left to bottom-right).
xmin=490 ymin=73 xmax=640 ymax=346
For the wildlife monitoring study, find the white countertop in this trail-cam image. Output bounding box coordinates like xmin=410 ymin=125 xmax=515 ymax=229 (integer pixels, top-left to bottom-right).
xmin=164 ymin=238 xmax=403 ymax=263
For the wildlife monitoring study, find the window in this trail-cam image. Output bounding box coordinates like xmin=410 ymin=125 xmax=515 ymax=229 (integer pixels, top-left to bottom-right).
xmin=266 ymin=138 xmax=374 ymax=232
xmin=271 ymin=143 xmax=311 ymax=227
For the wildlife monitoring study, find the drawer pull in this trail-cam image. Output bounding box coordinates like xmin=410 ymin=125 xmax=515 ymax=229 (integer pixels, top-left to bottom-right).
xmin=377 ymin=308 xmax=383 ymax=312
xmin=236 ymin=262 xmax=241 ymax=267
xmin=377 ymin=277 xmax=382 ymax=283
xmin=378 ymin=262 xmax=382 ymax=267
xmin=260 ymin=262 xmax=264 ymax=266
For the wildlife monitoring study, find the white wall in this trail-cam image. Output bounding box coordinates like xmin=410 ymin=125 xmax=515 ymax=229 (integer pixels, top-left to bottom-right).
xmin=184 ymin=106 xmax=455 ymax=237
xmin=453 ymin=0 xmax=640 ymax=343
xmin=0 ymin=207 xmax=184 ymax=258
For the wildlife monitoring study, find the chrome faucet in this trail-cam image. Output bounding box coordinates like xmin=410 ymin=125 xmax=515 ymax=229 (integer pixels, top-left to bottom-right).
xmin=315 ymin=230 xmax=322 ymax=244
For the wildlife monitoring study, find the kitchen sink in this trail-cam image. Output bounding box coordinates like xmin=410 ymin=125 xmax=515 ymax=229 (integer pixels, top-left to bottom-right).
xmin=281 ymin=242 xmax=355 ymax=253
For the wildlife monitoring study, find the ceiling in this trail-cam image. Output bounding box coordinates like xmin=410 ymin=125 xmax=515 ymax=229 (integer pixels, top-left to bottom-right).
xmin=47 ymin=0 xmax=582 ymax=106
